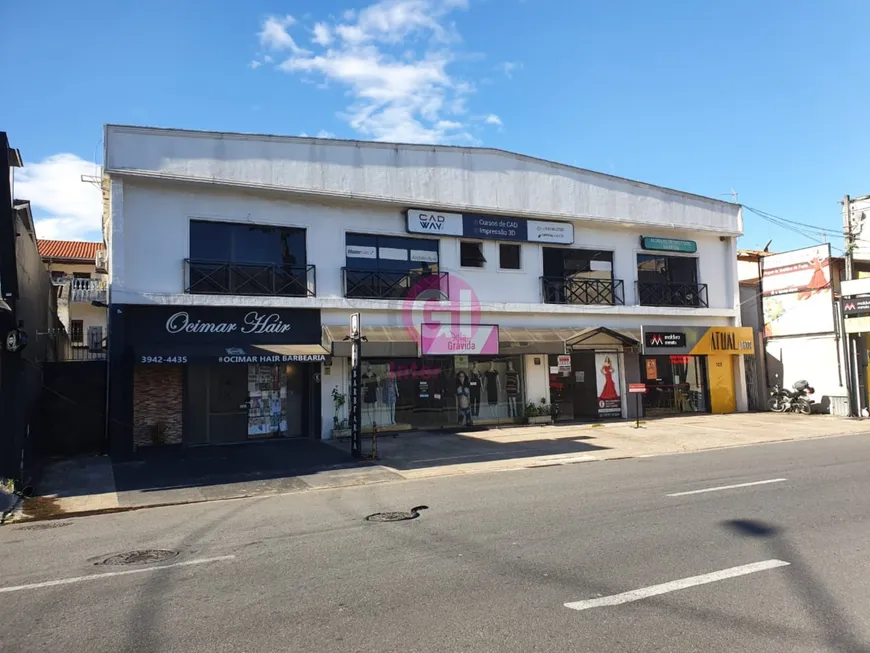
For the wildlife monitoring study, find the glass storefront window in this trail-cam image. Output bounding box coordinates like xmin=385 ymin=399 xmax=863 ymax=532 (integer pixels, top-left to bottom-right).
xmin=641 ymin=355 xmax=709 ymax=415
xmin=353 ymin=355 xmax=525 ymax=430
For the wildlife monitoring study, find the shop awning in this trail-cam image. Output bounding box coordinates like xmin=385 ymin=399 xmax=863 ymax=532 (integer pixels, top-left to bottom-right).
xmin=566 ymin=327 xmax=641 ymax=350
xmin=323 ymin=325 xmax=419 ymax=358
xmin=137 ymin=343 xmax=330 ymax=365
xmin=497 ymin=328 xmax=588 ymax=354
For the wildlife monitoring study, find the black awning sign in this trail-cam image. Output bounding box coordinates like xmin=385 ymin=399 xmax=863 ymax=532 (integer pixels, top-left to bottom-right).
xmin=844 ymin=297 xmax=870 ymax=317
xmin=644 ymin=332 xmax=687 ymax=348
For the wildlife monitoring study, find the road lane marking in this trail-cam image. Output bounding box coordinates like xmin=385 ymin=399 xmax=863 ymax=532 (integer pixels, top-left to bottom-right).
xmin=564 ymin=559 xmax=790 ymax=611
xmin=667 ymin=478 xmax=787 ymax=497
xmin=0 ymin=555 xmax=236 ymax=594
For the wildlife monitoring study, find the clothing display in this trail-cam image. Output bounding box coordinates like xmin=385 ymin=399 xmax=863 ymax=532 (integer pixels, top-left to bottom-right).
xmin=485 ymin=369 xmax=500 ymax=405
xmin=362 ymin=372 xmax=378 ymax=404
xmin=505 ymin=370 xmax=519 ymax=397
xmin=381 ymin=376 xmax=398 ymax=405
xmin=468 ymin=367 xmax=482 ymax=416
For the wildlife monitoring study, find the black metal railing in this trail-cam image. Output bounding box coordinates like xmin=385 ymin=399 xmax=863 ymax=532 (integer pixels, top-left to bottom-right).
xmin=541 ymin=277 xmax=625 ymax=305
xmin=636 ymin=281 xmax=709 ymax=307
xmin=343 ymin=268 xmax=449 ymax=300
xmin=185 ymin=260 xmax=316 ymax=297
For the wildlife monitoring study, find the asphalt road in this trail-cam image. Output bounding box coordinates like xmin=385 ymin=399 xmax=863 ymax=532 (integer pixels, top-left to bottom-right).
xmin=2 ymin=433 xmax=870 ymax=652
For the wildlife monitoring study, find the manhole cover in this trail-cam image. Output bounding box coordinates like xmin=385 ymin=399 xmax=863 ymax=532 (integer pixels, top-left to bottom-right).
xmin=96 ymin=550 xmax=179 ymax=566
xmin=18 ymin=521 xmax=70 ymax=531
xmin=365 ymin=505 xmax=429 ymax=522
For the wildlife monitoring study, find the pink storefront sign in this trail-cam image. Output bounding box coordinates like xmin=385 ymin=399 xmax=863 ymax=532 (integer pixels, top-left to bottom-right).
xmin=420 ymin=323 xmax=499 ymax=356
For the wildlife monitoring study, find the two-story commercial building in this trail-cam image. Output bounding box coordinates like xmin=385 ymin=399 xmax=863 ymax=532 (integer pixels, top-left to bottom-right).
xmin=103 ymin=124 xmax=751 ymax=455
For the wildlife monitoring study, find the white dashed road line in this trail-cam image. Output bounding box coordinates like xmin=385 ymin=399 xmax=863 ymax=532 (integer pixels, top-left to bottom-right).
xmin=666 ymin=478 xmax=787 ymax=497
xmin=564 ymin=559 xmax=791 ymax=611
xmin=0 ymin=555 xmax=236 ymax=594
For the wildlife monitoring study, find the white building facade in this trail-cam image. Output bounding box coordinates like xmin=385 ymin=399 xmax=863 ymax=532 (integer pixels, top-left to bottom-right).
xmin=103 ymin=125 xmax=750 ymax=453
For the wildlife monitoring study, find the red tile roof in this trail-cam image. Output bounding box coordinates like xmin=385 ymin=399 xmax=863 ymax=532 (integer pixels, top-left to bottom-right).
xmin=37 ymin=239 xmax=104 ymax=261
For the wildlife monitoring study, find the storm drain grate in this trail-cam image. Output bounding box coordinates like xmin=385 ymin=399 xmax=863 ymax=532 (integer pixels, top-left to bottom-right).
xmin=365 ymin=505 xmax=429 ymax=522
xmin=96 ymin=550 xmax=179 ymax=566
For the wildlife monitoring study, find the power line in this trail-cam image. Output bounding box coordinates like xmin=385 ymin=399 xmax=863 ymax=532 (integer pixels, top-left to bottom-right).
xmin=743 ymin=205 xmax=841 ymax=235
xmin=743 ymin=206 xmax=844 ymax=253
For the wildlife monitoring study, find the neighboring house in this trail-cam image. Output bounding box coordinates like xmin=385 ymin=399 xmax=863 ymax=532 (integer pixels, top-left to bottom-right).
xmin=38 ymin=239 xmax=108 ymax=358
xmin=739 ymin=246 xmax=850 ymax=415
xmin=1 ymin=133 xmax=65 ymax=484
xmin=103 ymin=124 xmax=753 ymax=455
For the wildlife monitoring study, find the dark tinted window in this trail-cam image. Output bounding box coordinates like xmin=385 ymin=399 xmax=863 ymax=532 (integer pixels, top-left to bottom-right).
xmin=460 ymin=241 xmax=486 ymax=267
xmin=543 ymin=248 xmax=613 ymax=278
xmin=190 ymin=221 xmax=307 ymax=266
xmin=637 ymin=254 xmax=697 ymax=284
xmin=499 ymin=244 xmax=521 ymax=270
xmin=73 ymin=272 xmax=91 ymax=280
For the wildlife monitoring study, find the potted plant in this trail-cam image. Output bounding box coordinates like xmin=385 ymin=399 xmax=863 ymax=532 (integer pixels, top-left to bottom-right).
xmin=525 ymin=398 xmax=554 ymax=425
xmin=332 ymin=387 xmax=351 ymax=438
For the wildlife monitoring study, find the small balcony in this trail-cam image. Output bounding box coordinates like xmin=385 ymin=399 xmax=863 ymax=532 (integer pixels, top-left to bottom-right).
xmin=342 ymin=268 xmax=449 ymax=300
xmin=541 ymin=277 xmax=625 ymax=305
xmin=636 ymin=281 xmax=709 ymax=308
xmin=65 ymin=278 xmax=108 ymax=304
xmin=185 ymin=260 xmax=316 ymax=297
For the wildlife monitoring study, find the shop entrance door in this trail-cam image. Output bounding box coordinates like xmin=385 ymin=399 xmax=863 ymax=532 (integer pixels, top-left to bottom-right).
xmin=208 ymin=365 xmax=250 ymax=444
xmin=571 ymin=352 xmax=600 ymax=419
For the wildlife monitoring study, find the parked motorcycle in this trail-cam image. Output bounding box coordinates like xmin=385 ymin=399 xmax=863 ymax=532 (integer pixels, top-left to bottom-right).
xmin=768 ymin=378 xmax=815 ymax=414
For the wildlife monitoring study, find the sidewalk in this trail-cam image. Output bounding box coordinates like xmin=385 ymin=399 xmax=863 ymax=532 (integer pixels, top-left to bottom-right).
xmin=9 ymin=413 xmax=868 ymax=522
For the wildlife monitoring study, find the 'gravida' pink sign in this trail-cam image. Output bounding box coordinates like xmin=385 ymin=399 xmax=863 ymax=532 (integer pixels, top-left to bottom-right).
xmin=420 ymin=323 xmax=499 ymax=355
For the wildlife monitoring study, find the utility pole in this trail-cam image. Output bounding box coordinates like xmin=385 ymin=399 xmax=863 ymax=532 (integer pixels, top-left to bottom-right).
xmin=842 ymin=195 xmax=859 ymax=416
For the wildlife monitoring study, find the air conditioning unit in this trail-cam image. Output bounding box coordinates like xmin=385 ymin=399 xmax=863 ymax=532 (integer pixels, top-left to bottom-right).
xmin=87 ymin=325 xmax=104 ymax=353
xmin=95 ymin=249 xmax=108 ymax=273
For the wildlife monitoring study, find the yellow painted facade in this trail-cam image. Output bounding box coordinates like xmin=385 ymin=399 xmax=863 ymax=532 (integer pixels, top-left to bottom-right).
xmin=689 ymin=327 xmax=753 ymax=414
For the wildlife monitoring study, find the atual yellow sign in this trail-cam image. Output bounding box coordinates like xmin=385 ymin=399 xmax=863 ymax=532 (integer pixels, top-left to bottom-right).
xmin=690 ymin=327 xmax=755 ymax=356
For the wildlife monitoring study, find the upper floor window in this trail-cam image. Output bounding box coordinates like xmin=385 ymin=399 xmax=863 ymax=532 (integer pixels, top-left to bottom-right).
xmin=637 ymin=254 xmax=698 ymax=285
xmin=190 ymin=220 xmax=307 ymax=266
xmin=344 ymin=233 xmax=443 ymax=299
xmin=499 ymin=244 xmax=521 ymax=270
xmin=73 ymin=272 xmax=91 ymax=280
xmin=460 ymin=241 xmax=486 ymax=268
xmin=186 ymin=220 xmax=312 ymax=297
xmin=636 ymin=254 xmax=706 ymax=307
xmin=542 ymin=248 xmax=622 ymax=305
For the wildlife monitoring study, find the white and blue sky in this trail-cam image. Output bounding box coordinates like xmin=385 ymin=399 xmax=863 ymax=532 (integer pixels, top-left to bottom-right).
xmin=3 ymin=0 xmax=869 ymax=250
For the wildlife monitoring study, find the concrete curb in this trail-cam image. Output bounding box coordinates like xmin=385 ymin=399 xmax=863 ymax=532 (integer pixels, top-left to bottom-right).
xmin=6 ymin=429 xmax=868 ymax=524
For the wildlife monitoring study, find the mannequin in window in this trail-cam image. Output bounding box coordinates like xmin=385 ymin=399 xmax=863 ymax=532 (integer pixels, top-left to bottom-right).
xmin=456 ymin=370 xmax=472 ymax=426
xmin=468 ymin=361 xmax=482 ymax=417
xmin=484 ymin=361 xmax=500 ymax=418
xmin=361 ymin=363 xmax=379 ymax=426
xmin=381 ymin=369 xmax=399 ymax=425
xmin=505 ymin=360 xmax=520 ymax=418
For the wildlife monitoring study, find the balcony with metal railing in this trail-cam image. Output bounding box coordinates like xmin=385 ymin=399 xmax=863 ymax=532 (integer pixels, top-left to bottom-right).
xmin=636 ymin=281 xmax=709 ymax=308
xmin=342 ymin=268 xmax=449 ymax=300
xmin=184 ymin=260 xmax=316 ymax=297
xmin=541 ymin=277 xmax=625 ymax=305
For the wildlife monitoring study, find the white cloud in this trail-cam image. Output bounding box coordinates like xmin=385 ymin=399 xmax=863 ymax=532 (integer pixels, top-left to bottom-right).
xmin=312 ymin=22 xmax=333 ymax=46
xmin=249 ymin=60 xmax=262 ymax=69
xmin=316 ymin=129 xmax=337 ymax=138
xmin=483 ymin=113 xmax=502 ymax=126
xmin=14 ymin=154 xmax=102 ymax=241
xmin=257 ymin=0 xmax=490 ymax=144
xmin=259 ymin=15 xmax=310 ymax=55
xmin=498 ymin=61 xmax=521 ymax=78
